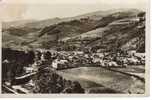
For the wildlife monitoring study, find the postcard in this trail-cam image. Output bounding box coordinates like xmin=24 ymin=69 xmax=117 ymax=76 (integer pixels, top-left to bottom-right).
xmin=0 ymin=0 xmax=150 ymax=97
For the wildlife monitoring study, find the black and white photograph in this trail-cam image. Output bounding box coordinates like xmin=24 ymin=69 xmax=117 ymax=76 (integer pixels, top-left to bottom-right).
xmin=0 ymin=0 xmax=149 ymax=96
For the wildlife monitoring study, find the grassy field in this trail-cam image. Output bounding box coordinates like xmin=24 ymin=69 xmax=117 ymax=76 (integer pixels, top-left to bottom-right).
xmin=57 ymin=66 xmax=145 ymax=94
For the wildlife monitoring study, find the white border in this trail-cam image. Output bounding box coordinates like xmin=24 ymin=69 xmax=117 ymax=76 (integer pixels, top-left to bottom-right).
xmin=0 ymin=0 xmax=150 ymax=98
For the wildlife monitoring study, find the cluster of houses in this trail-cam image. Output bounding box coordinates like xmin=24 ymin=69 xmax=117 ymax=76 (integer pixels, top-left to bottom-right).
xmin=30 ymin=49 xmax=145 ymax=70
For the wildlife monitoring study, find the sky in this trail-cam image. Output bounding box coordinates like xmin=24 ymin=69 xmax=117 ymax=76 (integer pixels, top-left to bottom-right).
xmin=0 ymin=0 xmax=148 ymax=21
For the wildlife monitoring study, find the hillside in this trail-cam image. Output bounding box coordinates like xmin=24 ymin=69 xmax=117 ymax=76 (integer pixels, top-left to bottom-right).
xmin=2 ymin=19 xmax=36 ymax=30
xmin=2 ymin=9 xmax=145 ymax=52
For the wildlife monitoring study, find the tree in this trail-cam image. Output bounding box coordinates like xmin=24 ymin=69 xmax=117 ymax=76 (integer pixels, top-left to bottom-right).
xmin=32 ymin=68 xmax=85 ymax=93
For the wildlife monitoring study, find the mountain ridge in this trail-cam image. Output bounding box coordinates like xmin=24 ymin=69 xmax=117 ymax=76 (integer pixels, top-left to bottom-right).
xmin=2 ymin=8 xmax=145 ymax=52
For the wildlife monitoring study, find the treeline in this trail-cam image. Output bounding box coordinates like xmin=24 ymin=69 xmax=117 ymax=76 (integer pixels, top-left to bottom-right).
xmin=4 ymin=27 xmax=39 ymax=36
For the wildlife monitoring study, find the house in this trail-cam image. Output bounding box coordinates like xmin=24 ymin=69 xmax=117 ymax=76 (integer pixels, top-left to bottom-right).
xmin=128 ymin=50 xmax=136 ymax=56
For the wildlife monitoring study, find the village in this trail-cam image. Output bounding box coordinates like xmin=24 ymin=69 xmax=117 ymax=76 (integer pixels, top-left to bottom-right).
xmin=1 ymin=47 xmax=145 ymax=94
xmin=29 ymin=49 xmax=145 ymax=70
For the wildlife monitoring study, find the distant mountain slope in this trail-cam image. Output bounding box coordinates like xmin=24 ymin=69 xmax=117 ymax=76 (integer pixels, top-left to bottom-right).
xmin=3 ymin=8 xmax=141 ymax=30
xmin=22 ymin=17 xmax=62 ymax=29
xmin=2 ymin=20 xmax=36 ymax=30
xmin=2 ymin=9 xmax=145 ymax=52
